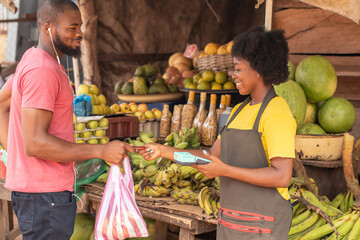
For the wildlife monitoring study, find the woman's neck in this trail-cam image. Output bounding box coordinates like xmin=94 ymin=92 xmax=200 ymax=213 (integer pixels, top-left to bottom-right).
xmin=250 ymin=84 xmax=272 ymax=105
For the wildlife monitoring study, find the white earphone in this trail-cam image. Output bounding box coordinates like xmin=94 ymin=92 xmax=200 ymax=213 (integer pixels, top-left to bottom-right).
xmin=47 ymin=26 xmax=75 ymax=95
xmin=47 ymin=27 xmax=61 ymax=65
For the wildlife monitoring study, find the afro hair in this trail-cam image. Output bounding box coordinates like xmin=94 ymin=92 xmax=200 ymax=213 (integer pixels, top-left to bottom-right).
xmin=231 ymin=27 xmax=289 ymax=85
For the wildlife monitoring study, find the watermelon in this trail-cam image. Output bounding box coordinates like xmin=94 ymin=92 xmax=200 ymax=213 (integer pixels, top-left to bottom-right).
xmin=318 ymin=97 xmax=356 ymax=133
xmin=274 ymin=80 xmax=307 ymax=128
xmin=295 ymin=55 xmax=337 ymax=103
xmin=288 ymin=60 xmax=296 ymax=80
xmin=304 ymin=102 xmax=318 ymax=124
xmin=297 ymin=123 xmax=326 ymax=135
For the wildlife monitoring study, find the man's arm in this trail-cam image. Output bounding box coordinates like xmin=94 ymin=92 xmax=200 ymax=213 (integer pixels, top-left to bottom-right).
xmin=22 ymin=107 xmax=132 ymax=164
xmin=0 ymin=86 xmax=11 ymax=150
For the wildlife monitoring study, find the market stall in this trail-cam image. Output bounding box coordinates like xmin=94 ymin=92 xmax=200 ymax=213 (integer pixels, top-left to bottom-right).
xmin=68 ymin=0 xmax=360 ymax=239
xmin=1 ymin=0 xmax=360 ymax=239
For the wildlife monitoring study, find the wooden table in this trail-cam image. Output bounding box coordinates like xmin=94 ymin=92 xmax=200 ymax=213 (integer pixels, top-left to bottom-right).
xmin=0 ymin=179 xmax=21 ymax=240
xmin=84 ymin=182 xmax=217 ymax=240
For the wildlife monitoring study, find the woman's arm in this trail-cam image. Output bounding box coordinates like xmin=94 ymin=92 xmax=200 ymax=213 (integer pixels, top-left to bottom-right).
xmin=142 ymin=137 xmax=292 ymax=188
xmin=195 ymin=152 xmax=293 ymax=188
xmin=140 ymin=138 xmax=221 ymax=161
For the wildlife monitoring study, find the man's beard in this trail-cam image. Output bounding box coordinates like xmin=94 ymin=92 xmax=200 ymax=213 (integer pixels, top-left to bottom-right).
xmin=54 ymin=32 xmax=82 ymax=58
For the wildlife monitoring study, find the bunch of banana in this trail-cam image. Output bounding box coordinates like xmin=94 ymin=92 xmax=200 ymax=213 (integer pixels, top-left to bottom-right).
xmin=177 ymin=165 xmax=199 ymax=179
xmin=139 ymin=131 xmax=157 ymax=144
xmin=129 ymin=153 xmax=157 ymax=169
xmin=332 ymin=189 xmax=355 ymax=213
xmin=288 ymin=185 xmax=360 ymax=239
xmin=211 ymin=177 xmax=220 ymax=191
xmin=171 ymin=187 xmax=199 ymax=205
xmin=164 ymin=127 xmax=200 ymax=149
xmin=132 ymin=168 xmax=144 ymax=183
xmin=138 ymin=185 xmax=169 ymax=197
xmin=134 ymin=178 xmax=171 ymax=197
xmin=126 ymin=131 xmax=157 ymax=148
xmin=198 ymin=187 xmax=220 ymax=218
xmin=193 ymin=171 xmax=210 ymax=183
xmin=288 ymin=206 xmax=324 ymax=239
xmin=297 ymin=210 xmax=360 ymax=240
xmin=299 ymin=189 xmax=343 ymax=218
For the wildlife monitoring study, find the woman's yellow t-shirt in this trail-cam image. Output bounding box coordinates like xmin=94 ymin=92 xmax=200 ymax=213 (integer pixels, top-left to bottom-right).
xmin=219 ymin=96 xmax=297 ymax=200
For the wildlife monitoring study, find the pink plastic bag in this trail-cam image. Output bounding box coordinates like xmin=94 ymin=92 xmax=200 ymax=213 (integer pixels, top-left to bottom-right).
xmin=95 ymin=157 xmax=149 ymax=240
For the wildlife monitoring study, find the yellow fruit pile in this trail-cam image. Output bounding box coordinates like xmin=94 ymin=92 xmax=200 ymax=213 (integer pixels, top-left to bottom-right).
xmin=77 ymin=84 xmax=110 ymax=115
xmin=74 ymin=116 xmax=109 ymax=144
xmin=109 ymin=102 xmax=163 ymax=122
xmin=200 ymin=41 xmax=233 ymax=58
xmin=184 ymin=70 xmax=236 ymax=90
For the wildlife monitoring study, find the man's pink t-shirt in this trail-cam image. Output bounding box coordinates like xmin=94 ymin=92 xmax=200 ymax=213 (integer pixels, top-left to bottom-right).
xmin=5 ymin=46 xmax=75 ymax=193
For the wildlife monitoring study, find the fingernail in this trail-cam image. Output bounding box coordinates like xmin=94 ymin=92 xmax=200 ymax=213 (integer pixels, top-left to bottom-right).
xmin=150 ymin=150 xmax=154 ymax=153
xmin=203 ymin=150 xmax=208 ymax=155
xmin=146 ymin=148 xmax=150 ymax=152
xmin=150 ymin=154 xmax=152 ymax=156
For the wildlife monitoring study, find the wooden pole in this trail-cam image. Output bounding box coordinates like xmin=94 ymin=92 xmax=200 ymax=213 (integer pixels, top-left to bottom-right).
xmin=0 ymin=0 xmax=17 ymax=14
xmin=77 ymin=0 xmax=101 ymax=87
xmin=72 ymin=57 xmax=81 ymax=96
xmin=265 ymin=0 xmax=273 ymax=31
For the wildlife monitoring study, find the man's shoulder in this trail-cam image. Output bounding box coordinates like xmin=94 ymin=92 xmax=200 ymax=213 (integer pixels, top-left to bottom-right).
xmin=19 ymin=47 xmax=58 ymax=73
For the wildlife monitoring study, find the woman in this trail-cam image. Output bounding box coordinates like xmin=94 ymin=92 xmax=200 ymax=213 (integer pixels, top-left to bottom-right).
xmin=141 ymin=27 xmax=296 ymax=239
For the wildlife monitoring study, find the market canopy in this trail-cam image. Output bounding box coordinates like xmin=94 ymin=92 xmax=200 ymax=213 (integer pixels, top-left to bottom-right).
xmin=299 ymin=0 xmax=360 ymax=24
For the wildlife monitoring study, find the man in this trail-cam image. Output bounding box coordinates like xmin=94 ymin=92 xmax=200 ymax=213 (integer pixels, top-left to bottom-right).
xmin=0 ymin=1 xmax=133 ymax=239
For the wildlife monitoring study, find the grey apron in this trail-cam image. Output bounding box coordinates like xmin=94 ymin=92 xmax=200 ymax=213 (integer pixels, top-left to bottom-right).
xmin=217 ymin=87 xmax=292 ymax=240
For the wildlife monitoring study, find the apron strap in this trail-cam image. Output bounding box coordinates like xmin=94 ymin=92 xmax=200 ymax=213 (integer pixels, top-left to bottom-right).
xmin=219 ymin=95 xmax=251 ymax=135
xmin=252 ymin=87 xmax=277 ymax=132
xmin=220 ymin=87 xmax=277 ymax=134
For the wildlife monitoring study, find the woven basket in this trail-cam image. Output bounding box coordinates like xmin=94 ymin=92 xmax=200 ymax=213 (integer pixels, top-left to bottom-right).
xmin=197 ymin=54 xmax=234 ymax=74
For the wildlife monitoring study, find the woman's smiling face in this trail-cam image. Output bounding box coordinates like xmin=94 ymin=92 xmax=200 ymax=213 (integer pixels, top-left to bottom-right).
xmin=232 ymin=58 xmax=262 ymax=96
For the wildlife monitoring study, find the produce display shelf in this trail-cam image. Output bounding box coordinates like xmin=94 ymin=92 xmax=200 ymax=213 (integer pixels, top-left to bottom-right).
xmin=179 ymin=88 xmax=239 ymax=94
xmin=301 ymin=159 xmax=343 ymax=168
xmin=74 ymin=127 xmax=108 ymax=134
xmin=117 ymin=92 xmax=184 ymax=103
xmin=76 ymin=115 xmax=105 ymax=123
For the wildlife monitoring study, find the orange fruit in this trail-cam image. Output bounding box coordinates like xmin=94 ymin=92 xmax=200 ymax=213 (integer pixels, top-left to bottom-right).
xmin=202 ymin=70 xmax=215 ymax=82
xmin=197 ymin=82 xmax=211 ymax=90
xmin=211 ymin=83 xmax=223 ymax=90
xmin=183 ymin=78 xmax=193 ymax=86
xmin=204 ymin=43 xmax=219 ymax=55
xmin=215 ymin=72 xmax=228 ymax=84
xmin=226 ymin=41 xmax=233 ymax=54
xmin=187 ymin=83 xmax=197 ymax=89
xmin=217 ymin=45 xmax=228 ymax=55
xmin=223 ymin=81 xmax=236 ymax=90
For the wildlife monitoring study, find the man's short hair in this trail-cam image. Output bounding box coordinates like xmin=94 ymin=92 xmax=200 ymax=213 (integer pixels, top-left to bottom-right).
xmin=37 ymin=0 xmax=79 ymax=28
